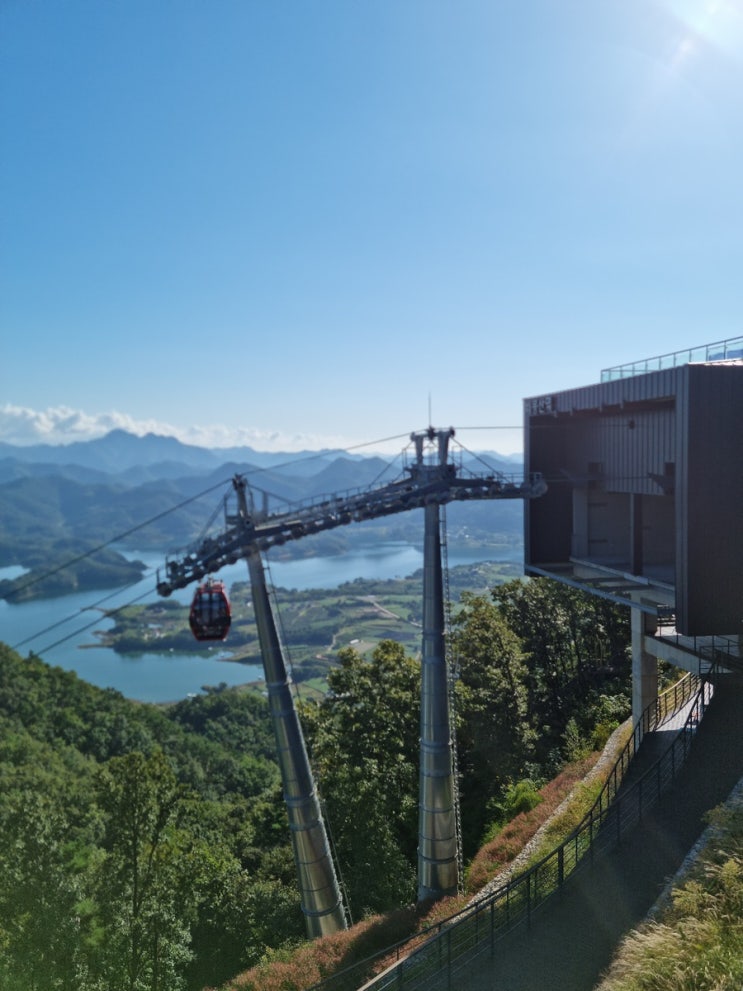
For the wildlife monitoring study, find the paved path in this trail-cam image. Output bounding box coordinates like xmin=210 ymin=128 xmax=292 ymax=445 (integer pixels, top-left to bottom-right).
xmin=455 ymin=680 xmax=743 ymax=991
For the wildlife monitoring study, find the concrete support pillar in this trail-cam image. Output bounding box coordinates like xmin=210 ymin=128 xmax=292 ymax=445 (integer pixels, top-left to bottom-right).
xmin=631 ymin=608 xmax=659 ymax=726
xmin=571 ymin=487 xmax=588 ymax=558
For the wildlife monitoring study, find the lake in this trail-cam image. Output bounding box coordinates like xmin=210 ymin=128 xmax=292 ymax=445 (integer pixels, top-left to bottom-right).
xmin=0 ymin=542 xmax=521 ymax=703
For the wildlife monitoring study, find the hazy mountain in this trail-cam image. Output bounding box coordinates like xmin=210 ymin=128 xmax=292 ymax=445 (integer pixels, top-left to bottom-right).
xmin=0 ymin=459 xmax=114 ymax=486
xmin=0 ymin=430 xmax=521 ymax=474
xmin=0 ymin=431 xmax=526 ymax=572
xmin=0 ymin=430 xmax=355 ymax=475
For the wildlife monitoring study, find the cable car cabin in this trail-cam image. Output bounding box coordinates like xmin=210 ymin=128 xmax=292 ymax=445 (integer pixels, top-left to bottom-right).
xmin=189 ymin=579 xmax=231 ymax=641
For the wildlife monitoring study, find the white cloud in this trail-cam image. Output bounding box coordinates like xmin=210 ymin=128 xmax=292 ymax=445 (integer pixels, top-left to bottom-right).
xmin=0 ymin=404 xmax=177 ymax=446
xmin=0 ymin=403 xmax=364 ymax=453
xmin=0 ymin=405 xmax=513 ymax=456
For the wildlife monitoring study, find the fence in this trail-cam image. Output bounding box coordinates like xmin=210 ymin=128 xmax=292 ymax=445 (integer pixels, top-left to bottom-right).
xmin=600 ymin=336 xmax=743 ymax=381
xmin=654 ymin=632 xmax=742 ymax=673
xmin=309 ymin=670 xmax=709 ymax=991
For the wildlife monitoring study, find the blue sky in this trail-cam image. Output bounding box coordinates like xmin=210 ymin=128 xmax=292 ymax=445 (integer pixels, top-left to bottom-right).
xmin=2 ymin=1 xmax=742 ymax=454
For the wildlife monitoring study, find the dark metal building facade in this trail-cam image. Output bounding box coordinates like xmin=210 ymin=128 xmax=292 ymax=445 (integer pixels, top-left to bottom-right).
xmin=524 ymin=361 xmax=743 ymax=637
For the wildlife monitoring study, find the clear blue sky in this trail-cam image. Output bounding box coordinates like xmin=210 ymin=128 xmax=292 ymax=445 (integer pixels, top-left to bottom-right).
xmin=2 ymin=1 xmax=742 ymax=454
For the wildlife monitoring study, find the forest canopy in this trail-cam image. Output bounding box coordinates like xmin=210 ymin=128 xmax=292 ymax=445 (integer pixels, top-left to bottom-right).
xmin=0 ymin=578 xmax=630 ymax=989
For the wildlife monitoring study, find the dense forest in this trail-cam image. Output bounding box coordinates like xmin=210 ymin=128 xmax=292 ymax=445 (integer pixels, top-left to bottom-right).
xmin=0 ymin=578 xmax=632 ymax=990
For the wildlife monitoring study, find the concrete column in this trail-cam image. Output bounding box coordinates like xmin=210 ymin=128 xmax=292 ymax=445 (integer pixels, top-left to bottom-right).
xmin=571 ymin=487 xmax=588 ymax=558
xmin=631 ymin=608 xmax=659 ymax=726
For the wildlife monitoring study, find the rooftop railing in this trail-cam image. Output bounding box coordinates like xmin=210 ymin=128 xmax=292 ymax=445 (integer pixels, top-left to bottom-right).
xmin=601 ymin=335 xmax=743 ymax=382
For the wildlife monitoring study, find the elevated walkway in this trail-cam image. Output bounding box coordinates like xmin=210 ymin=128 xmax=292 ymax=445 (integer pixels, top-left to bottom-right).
xmin=331 ymin=672 xmax=741 ymax=991
xmin=458 ymin=676 xmax=743 ymax=990
xmin=652 ymin=630 xmax=742 ymax=675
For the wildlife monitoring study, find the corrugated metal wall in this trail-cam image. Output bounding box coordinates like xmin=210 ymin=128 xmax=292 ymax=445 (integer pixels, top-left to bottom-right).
xmin=678 ymin=364 xmax=743 ymax=634
xmin=525 ymin=363 xmax=743 ymax=636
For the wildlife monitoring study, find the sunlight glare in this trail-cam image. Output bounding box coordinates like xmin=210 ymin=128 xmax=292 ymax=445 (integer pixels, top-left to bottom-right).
xmin=664 ymin=0 xmax=743 ymax=57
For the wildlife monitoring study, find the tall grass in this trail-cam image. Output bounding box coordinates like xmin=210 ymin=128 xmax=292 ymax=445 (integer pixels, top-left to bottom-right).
xmin=595 ymin=800 xmax=743 ymax=990
xmin=465 ymin=754 xmax=599 ymax=892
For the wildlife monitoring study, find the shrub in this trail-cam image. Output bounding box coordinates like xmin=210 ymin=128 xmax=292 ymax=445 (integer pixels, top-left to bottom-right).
xmin=482 ymin=779 xmax=544 ymax=845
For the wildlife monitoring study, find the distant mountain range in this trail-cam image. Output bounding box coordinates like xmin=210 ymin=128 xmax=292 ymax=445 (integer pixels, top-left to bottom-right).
xmin=0 ymin=429 xmax=522 ymax=477
xmin=0 ymin=431 xmax=525 ymax=581
xmin=0 ymin=429 xmax=349 ymax=477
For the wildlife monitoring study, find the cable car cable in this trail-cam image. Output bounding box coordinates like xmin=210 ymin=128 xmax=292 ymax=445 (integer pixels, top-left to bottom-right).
xmin=3 ymin=477 xmax=233 ymax=602
xmin=31 ymin=584 xmax=155 ymax=659
xmin=10 ymin=566 xmax=160 ymax=652
xmin=4 ymin=432 xmax=413 ymax=603
xmin=362 ymin=445 xmax=408 ymax=490
xmin=451 ymin=435 xmax=512 ymax=476
xmin=3 ymin=426 xmax=518 ymax=655
xmin=4 ymin=435 xmax=410 ymax=650
xmin=456 ymin=424 xmax=523 ymax=431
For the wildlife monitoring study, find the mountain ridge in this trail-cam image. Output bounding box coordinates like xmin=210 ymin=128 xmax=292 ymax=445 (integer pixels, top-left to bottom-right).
xmin=0 ymin=431 xmax=525 ymax=589
xmin=0 ymin=429 xmax=522 ymax=475
xmin=0 ymin=429 xmax=360 ymax=474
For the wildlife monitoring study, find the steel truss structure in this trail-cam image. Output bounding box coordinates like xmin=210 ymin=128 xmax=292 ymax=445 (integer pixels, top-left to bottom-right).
xmin=157 ymin=428 xmax=546 ymax=936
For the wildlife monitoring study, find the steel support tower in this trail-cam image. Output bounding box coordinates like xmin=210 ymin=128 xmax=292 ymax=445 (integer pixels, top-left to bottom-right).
xmin=231 ymin=481 xmax=346 ymax=936
xmin=157 ymin=428 xmax=547 ymax=928
xmin=414 ymin=429 xmax=459 ymax=900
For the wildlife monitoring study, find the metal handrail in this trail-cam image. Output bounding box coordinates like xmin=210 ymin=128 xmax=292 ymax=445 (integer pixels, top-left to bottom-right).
xmin=654 ymin=632 xmax=743 ymax=673
xmin=600 ymin=336 xmax=743 ymax=382
xmin=308 ymin=670 xmax=707 ymax=991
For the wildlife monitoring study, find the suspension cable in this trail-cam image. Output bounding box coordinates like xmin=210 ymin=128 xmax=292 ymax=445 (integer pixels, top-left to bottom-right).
xmin=10 ymin=567 xmax=160 ymax=652
xmin=2 ymin=426 xmax=519 ymax=658
xmin=29 ymin=584 xmax=156 ymax=658
xmin=3 ymin=431 xmax=414 ymax=604
xmin=3 ymin=477 xmax=232 ymax=602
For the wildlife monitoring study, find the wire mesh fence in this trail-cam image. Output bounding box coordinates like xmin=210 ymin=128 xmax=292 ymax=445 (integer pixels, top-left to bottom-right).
xmin=309 ymin=669 xmax=711 ymax=991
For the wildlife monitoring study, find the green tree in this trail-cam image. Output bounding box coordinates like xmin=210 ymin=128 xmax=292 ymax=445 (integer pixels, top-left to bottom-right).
xmin=305 ymin=641 xmax=420 ymax=916
xmin=92 ymin=751 xmax=194 ymax=991
xmin=0 ymin=788 xmax=87 ymax=990
xmin=491 ymin=578 xmax=630 ymax=757
xmin=181 ymin=795 xmax=303 ymax=988
xmin=452 ymin=592 xmax=535 ymax=851
xmin=0 ymin=730 xmax=100 ymax=990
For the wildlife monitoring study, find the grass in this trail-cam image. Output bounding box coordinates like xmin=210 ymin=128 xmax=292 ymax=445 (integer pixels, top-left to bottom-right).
xmin=212 ymin=907 xmax=426 ymax=991
xmin=594 ymin=797 xmax=743 ymax=990
xmin=464 ymin=755 xmax=601 ymax=893
xmin=215 ymin=733 xmax=633 ymax=991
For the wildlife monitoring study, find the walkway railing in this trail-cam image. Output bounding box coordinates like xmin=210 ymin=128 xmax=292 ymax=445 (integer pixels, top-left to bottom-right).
xmin=586 ymin=671 xmax=700 ymax=826
xmin=654 ymin=631 xmax=742 ymax=673
xmin=309 ymin=671 xmax=709 ymax=991
xmin=600 ymin=335 xmax=743 ymax=382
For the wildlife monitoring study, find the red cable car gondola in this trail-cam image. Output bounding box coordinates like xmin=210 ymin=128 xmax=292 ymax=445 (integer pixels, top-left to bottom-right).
xmin=189 ymin=578 xmax=231 ymax=642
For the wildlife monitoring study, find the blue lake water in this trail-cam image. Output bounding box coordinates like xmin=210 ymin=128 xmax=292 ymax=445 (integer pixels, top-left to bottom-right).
xmin=0 ymin=543 xmax=521 ymax=703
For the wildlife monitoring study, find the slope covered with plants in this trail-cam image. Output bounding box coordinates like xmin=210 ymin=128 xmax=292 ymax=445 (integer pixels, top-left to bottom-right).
xmin=0 ymin=578 xmax=632 ymax=989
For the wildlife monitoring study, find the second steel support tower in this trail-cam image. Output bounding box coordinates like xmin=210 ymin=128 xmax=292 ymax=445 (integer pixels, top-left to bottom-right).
xmin=414 ymin=429 xmax=459 ymax=900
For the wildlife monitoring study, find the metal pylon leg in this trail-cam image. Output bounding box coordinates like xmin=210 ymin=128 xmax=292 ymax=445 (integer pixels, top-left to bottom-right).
xmin=246 ymin=548 xmax=347 ymax=936
xmin=417 ymin=501 xmax=459 ymax=901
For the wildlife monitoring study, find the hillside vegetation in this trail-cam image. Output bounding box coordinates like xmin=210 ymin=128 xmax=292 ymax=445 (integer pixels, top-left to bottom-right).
xmin=0 ymin=577 xmax=632 ymax=990
xmin=595 ymin=797 xmax=743 ymax=991
xmin=98 ymin=562 xmax=521 ymax=676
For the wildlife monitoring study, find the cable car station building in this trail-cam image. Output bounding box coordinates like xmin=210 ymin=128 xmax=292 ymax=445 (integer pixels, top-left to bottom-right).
xmin=524 ymin=338 xmax=743 ymax=721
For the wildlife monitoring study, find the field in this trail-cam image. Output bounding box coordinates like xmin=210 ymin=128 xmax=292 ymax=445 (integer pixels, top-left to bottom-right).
xmin=100 ymin=560 xmax=522 ymax=692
